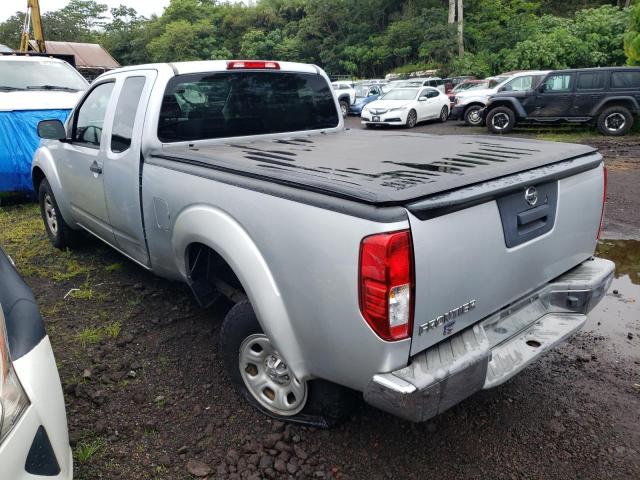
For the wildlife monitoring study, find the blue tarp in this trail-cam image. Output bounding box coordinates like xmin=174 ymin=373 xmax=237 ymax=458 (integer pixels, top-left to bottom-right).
xmin=0 ymin=109 xmax=70 ymax=193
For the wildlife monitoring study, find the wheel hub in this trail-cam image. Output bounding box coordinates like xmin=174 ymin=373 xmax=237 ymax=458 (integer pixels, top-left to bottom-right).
xmin=44 ymin=194 xmax=58 ymax=234
xmin=605 ymin=113 xmax=625 ymax=132
xmin=264 ymin=355 xmax=291 ymax=386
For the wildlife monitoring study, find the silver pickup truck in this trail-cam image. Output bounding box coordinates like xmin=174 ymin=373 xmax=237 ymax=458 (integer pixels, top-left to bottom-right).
xmin=32 ymin=60 xmax=614 ymax=427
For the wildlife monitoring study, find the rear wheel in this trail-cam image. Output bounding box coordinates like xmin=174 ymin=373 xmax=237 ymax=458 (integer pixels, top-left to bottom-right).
xmin=487 ymin=106 xmax=516 ymax=134
xmin=405 ymin=109 xmax=417 ymax=128
xmin=464 ymin=105 xmax=484 ymax=127
xmin=439 ymin=105 xmax=449 ymax=123
xmin=339 ymin=100 xmax=349 ymax=118
xmin=597 ymin=106 xmax=633 ymax=136
xmin=38 ymin=179 xmax=80 ymax=249
xmin=220 ymin=302 xmax=357 ymax=427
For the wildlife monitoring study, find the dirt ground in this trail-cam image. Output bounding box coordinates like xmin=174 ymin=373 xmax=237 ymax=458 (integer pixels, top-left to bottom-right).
xmin=1 ymin=120 xmax=639 ymax=480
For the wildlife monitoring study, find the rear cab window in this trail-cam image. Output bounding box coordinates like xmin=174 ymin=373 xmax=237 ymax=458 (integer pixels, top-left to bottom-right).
xmin=159 ymin=71 xmax=339 ymax=142
xmin=577 ymin=72 xmax=606 ymax=90
xmin=611 ymin=71 xmax=640 ymax=89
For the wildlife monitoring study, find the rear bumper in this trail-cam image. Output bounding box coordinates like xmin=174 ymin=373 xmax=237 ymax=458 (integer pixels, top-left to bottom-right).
xmin=363 ymin=257 xmax=614 ymax=422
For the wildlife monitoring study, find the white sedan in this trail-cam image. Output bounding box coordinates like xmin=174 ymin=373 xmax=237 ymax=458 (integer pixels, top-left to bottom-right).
xmin=361 ymin=87 xmax=450 ymax=128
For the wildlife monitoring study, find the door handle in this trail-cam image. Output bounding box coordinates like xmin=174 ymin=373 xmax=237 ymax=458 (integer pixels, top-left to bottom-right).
xmin=89 ymin=162 xmax=103 ymax=175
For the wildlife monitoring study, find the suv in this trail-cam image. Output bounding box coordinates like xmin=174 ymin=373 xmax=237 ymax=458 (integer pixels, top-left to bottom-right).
xmin=451 ymin=71 xmax=547 ymax=126
xmin=484 ymin=67 xmax=640 ymax=136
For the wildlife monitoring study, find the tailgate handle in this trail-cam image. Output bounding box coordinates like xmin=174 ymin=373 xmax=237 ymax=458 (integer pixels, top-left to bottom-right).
xmin=517 ymin=204 xmax=549 ymax=230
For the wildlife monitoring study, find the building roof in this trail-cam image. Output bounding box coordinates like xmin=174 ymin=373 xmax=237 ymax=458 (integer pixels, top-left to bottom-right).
xmin=29 ymin=41 xmax=119 ymax=70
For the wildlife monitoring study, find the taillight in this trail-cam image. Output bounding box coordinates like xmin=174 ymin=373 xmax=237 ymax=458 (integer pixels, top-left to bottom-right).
xmin=597 ymin=166 xmax=607 ymax=240
xmin=359 ymin=230 xmax=414 ymax=341
xmin=227 ymin=60 xmax=280 ymax=70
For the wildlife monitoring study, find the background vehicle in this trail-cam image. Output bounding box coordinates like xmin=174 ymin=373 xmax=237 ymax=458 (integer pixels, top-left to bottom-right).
xmin=397 ymin=77 xmax=446 ymax=93
xmin=0 ymin=54 xmax=88 ymax=194
xmin=349 ymin=83 xmax=389 ymax=115
xmin=361 ymin=86 xmax=450 ymax=127
xmin=485 ymin=67 xmax=640 ymax=136
xmin=33 ymin=60 xmax=612 ymax=427
xmin=450 ymin=72 xmax=544 ymax=126
xmin=331 ymin=81 xmax=355 ymax=117
xmin=0 ymin=248 xmax=72 ymax=479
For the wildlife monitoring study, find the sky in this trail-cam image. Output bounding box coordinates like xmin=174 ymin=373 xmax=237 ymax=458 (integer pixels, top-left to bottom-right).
xmin=0 ymin=0 xmax=172 ymax=22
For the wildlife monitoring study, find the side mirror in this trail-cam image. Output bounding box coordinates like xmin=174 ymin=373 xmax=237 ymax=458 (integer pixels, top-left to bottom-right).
xmin=418 ymin=96 xmax=428 ymax=102
xmin=38 ymin=119 xmax=67 ymax=141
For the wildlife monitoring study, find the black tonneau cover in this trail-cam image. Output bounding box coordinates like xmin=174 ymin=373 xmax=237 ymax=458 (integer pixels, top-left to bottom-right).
xmin=151 ymin=129 xmax=597 ymax=206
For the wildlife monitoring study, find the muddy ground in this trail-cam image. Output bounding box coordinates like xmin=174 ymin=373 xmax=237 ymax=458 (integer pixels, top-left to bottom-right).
xmin=1 ymin=121 xmax=639 ymax=480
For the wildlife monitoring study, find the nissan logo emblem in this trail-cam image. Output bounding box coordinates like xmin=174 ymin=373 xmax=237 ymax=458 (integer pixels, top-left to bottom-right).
xmin=525 ymin=186 xmax=538 ymax=206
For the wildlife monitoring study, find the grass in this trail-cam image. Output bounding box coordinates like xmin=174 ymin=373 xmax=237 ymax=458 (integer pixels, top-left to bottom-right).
xmin=105 ymin=262 xmax=123 ymax=273
xmin=75 ymin=321 xmax=121 ymax=345
xmin=74 ymin=438 xmax=104 ymax=463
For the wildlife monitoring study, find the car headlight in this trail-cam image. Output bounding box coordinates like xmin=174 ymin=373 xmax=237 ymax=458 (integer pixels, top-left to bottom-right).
xmin=0 ymin=306 xmax=29 ymax=443
xmin=389 ymin=107 xmax=407 ymax=112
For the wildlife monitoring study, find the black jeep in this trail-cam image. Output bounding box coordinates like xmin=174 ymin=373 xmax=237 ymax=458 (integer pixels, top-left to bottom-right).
xmin=484 ymin=67 xmax=640 ymax=136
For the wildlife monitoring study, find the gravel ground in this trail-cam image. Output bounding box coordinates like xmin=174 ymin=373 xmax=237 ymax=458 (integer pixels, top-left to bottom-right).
xmin=1 ymin=120 xmax=639 ymax=480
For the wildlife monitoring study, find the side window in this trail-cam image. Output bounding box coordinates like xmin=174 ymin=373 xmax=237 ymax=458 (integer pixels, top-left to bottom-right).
xmin=611 ymin=71 xmax=640 ymax=89
xmin=577 ymin=72 xmax=605 ymax=90
xmin=542 ymin=74 xmax=573 ymax=92
xmin=369 ymin=87 xmax=379 ymax=96
xmin=504 ymin=75 xmax=533 ymax=92
xmin=73 ymin=82 xmax=114 ymax=147
xmin=111 ymin=76 xmax=146 ymax=153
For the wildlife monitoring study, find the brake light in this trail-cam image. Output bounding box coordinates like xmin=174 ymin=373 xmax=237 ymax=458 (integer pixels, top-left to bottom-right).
xmin=597 ymin=166 xmax=607 ymax=240
xmin=226 ymin=60 xmax=280 ymax=70
xmin=359 ymin=230 xmax=414 ymax=341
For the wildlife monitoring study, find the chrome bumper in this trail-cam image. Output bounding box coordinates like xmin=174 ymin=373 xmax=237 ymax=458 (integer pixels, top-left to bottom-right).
xmin=363 ymin=257 xmax=615 ymax=422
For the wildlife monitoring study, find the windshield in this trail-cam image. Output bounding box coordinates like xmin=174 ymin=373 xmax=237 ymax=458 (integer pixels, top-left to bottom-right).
xmin=380 ymin=88 xmax=418 ymax=101
xmin=355 ymin=85 xmax=369 ymax=97
xmin=397 ymin=80 xmax=423 ymax=88
xmin=0 ymin=60 xmax=87 ymax=91
xmin=158 ymin=71 xmax=340 ymax=142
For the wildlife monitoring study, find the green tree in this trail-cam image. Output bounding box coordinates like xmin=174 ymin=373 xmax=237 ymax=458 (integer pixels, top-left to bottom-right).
xmin=624 ymin=2 xmax=640 ymax=64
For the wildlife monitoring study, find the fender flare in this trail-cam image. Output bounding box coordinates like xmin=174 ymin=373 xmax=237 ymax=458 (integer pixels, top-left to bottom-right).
xmin=337 ymin=93 xmax=350 ymax=105
xmin=30 ymin=147 xmax=76 ymax=226
xmin=590 ymin=96 xmax=640 ymax=117
xmin=171 ymin=204 xmax=308 ymax=379
xmin=486 ymin=97 xmax=527 ymax=119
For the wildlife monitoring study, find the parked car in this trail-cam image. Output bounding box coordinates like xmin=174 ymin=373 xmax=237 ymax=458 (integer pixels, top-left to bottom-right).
xmin=484 ymin=67 xmax=640 ymax=136
xmin=0 ymin=247 xmax=72 ymax=479
xmin=0 ymin=54 xmax=88 ymax=195
xmin=349 ymin=84 xmax=389 ymax=116
xmin=397 ymin=77 xmax=446 ymax=93
xmin=331 ymin=81 xmax=355 ymax=117
xmin=362 ymin=86 xmax=450 ymax=128
xmin=448 ymin=79 xmax=492 ymax=109
xmin=451 ymin=72 xmax=547 ymax=126
xmin=33 ymin=59 xmax=613 ymax=426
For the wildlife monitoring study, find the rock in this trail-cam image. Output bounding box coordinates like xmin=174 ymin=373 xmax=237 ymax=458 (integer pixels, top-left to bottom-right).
xmin=274 ymin=440 xmax=292 ymax=452
xmin=263 ymin=433 xmax=283 ymax=449
xmin=215 ymin=463 xmax=228 ymax=476
xmin=116 ymin=334 xmax=134 ymax=347
xmin=177 ymin=445 xmax=189 ymax=455
xmin=133 ymin=393 xmax=145 ymax=404
xmin=293 ymin=444 xmax=308 ymax=460
xmin=94 ymin=419 xmax=107 ymax=435
xmin=248 ymin=453 xmax=260 ymax=466
xmin=226 ymin=448 xmax=240 ymax=466
xmin=259 ymin=454 xmax=274 ymax=470
xmin=314 ymin=471 xmax=326 ymax=478
xmin=628 ymin=332 xmax=634 ymax=340
xmin=158 ymin=454 xmax=171 ymax=467
xmin=271 ymin=420 xmax=285 ymax=432
xmin=277 ymin=450 xmax=291 ymax=463
xmin=127 ymin=370 xmax=137 ymax=378
xmin=82 ymin=368 xmax=92 ymax=380
xmin=68 ymin=430 xmax=82 ymax=447
xmin=186 ymin=459 xmax=211 ymax=477
xmin=292 ymin=434 xmax=301 ymax=443
xmin=274 ymin=458 xmax=287 ymax=473
xmin=287 ymin=461 xmax=299 ymax=474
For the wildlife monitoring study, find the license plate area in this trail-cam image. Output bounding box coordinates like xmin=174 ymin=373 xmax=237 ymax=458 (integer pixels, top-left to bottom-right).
xmin=373 ymin=116 xmax=380 ymax=122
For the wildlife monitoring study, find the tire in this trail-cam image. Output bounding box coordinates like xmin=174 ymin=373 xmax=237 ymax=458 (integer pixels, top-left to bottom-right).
xmin=464 ymin=105 xmax=484 ymax=127
xmin=405 ymin=109 xmax=417 ymax=128
xmin=486 ymin=106 xmax=517 ymax=134
xmin=220 ymin=302 xmax=357 ymax=428
xmin=597 ymin=106 xmax=633 ymax=136
xmin=38 ymin=179 xmax=80 ymax=249
xmin=339 ymin=100 xmax=349 ymax=118
xmin=439 ymin=105 xmax=449 ymax=123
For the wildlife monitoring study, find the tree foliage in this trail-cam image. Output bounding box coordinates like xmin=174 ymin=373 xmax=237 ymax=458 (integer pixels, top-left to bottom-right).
xmin=0 ymin=0 xmax=632 ymax=77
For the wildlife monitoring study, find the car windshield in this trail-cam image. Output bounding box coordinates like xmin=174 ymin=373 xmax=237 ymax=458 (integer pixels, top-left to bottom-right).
xmin=0 ymin=60 xmax=87 ymax=91
xmin=381 ymin=88 xmax=418 ymax=100
xmin=355 ymin=85 xmax=369 ymax=97
xmin=158 ymin=71 xmax=340 ymax=142
xmin=397 ymin=80 xmax=423 ymax=88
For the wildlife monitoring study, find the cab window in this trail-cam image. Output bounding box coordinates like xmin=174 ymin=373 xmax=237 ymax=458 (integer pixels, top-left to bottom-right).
xmin=73 ymin=82 xmax=115 ymax=147
xmin=503 ymin=75 xmax=534 ymax=92
xmin=577 ymin=72 xmax=605 ymax=90
xmin=542 ymin=74 xmax=573 ymax=92
xmin=111 ymin=76 xmax=146 ymax=153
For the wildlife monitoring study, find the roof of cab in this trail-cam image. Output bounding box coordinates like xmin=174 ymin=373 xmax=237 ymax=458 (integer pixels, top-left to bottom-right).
xmin=100 ymin=60 xmax=320 ymax=77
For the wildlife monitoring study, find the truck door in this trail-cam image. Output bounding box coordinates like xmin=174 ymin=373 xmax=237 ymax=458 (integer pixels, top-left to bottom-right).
xmin=102 ymin=70 xmax=157 ymax=267
xmin=531 ymin=72 xmax=575 ymax=118
xmin=573 ymin=71 xmax=607 ymax=117
xmin=59 ymin=80 xmax=116 ymax=243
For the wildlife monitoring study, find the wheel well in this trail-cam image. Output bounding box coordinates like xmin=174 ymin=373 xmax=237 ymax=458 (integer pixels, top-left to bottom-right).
xmin=598 ymin=100 xmax=636 ymax=115
xmin=486 ymin=101 xmax=514 ymax=113
xmin=338 ymin=95 xmax=349 ymax=104
xmin=186 ymin=242 xmax=246 ymax=307
xmin=463 ymin=102 xmax=484 ymax=113
xmin=32 ymin=167 xmax=45 ymax=193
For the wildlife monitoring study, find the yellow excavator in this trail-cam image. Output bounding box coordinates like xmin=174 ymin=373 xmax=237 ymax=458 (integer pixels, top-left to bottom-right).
xmin=19 ymin=0 xmax=46 ymax=53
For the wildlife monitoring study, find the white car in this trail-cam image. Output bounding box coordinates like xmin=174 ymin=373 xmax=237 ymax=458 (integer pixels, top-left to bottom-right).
xmin=451 ymin=71 xmax=550 ymax=126
xmin=331 ymin=81 xmax=356 ymax=117
xmin=396 ymin=77 xmax=446 ymax=93
xmin=361 ymin=87 xmax=450 ymax=128
xmin=0 ymin=248 xmax=72 ymax=479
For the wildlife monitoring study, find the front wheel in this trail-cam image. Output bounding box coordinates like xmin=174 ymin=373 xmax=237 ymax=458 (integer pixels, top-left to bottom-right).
xmin=339 ymin=100 xmax=349 ymax=118
xmin=38 ymin=179 xmax=80 ymax=249
xmin=439 ymin=105 xmax=449 ymax=123
xmin=464 ymin=105 xmax=484 ymax=126
xmin=597 ymin=106 xmax=633 ymax=136
xmin=486 ymin=106 xmax=516 ymax=134
xmin=219 ymin=302 xmax=357 ymax=427
xmin=405 ymin=109 xmax=417 ymax=128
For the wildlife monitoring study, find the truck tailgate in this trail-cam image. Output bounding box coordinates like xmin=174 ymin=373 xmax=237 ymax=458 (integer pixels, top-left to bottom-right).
xmin=407 ymin=157 xmax=605 ymax=355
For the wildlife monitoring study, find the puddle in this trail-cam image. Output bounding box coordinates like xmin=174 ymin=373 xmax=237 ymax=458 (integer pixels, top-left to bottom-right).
xmin=584 ymin=240 xmax=640 ymax=359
